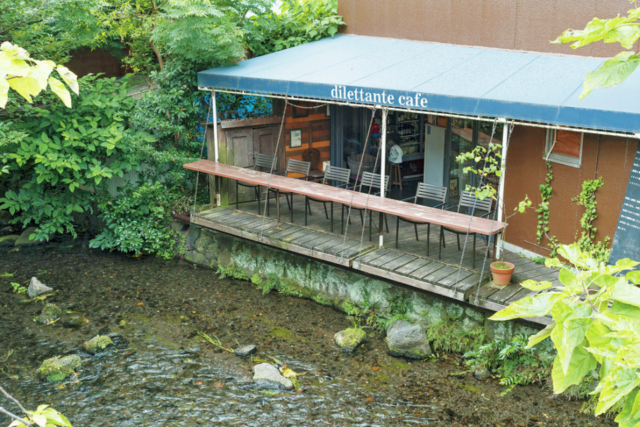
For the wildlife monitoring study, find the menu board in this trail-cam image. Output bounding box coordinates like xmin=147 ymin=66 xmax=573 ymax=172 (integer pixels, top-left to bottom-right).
xmin=610 ymin=144 xmax=640 ymax=264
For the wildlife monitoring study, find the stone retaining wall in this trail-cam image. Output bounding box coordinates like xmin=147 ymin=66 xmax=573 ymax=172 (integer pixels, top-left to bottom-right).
xmin=175 ymin=222 xmax=544 ymax=344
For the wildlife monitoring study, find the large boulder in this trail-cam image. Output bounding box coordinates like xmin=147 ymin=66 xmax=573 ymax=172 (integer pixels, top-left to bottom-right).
xmin=37 ymin=303 xmax=61 ymax=325
xmin=252 ymin=363 xmax=294 ymax=390
xmin=334 ymin=328 xmax=366 ymax=353
xmin=28 ymin=277 xmax=53 ymax=298
xmin=62 ymin=313 xmax=88 ymax=329
xmin=38 ymin=355 xmax=82 ymax=382
xmin=83 ymin=335 xmax=114 ymax=354
xmin=386 ymin=320 xmax=432 ymax=359
xmin=14 ymin=227 xmax=39 ymax=246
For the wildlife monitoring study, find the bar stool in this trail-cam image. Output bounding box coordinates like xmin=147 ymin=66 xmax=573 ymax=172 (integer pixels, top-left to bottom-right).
xmin=389 ymin=162 xmax=402 ymax=190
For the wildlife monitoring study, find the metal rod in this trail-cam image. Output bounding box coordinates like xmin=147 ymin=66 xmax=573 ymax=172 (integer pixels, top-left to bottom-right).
xmin=201 ymin=87 xmax=638 ymax=139
xmin=211 ymin=91 xmax=221 ymax=206
xmin=379 ymin=108 xmax=387 ymax=248
xmin=496 ymin=118 xmax=508 ymax=259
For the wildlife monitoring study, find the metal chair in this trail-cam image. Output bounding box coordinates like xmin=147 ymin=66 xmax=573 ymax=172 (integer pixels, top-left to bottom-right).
xmin=395 ymin=183 xmax=447 ymax=255
xmin=305 ymin=165 xmax=352 ymax=233
xmin=438 ymin=191 xmax=494 ymax=268
xmin=267 ymin=159 xmax=311 ymax=223
xmin=236 ymin=153 xmax=277 ymax=214
xmin=341 ymin=172 xmax=390 ymax=241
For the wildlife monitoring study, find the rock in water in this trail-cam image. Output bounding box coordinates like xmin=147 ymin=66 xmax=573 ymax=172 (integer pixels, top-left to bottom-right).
xmin=386 ymin=320 xmax=432 ymax=359
xmin=0 ymin=235 xmax=19 ymax=246
xmin=83 ymin=335 xmax=114 ymax=354
xmin=28 ymin=277 xmax=53 ymax=298
xmin=473 ymin=366 xmax=491 ymax=381
xmin=234 ymin=345 xmax=257 ymax=357
xmin=334 ymin=328 xmax=366 ymax=353
xmin=0 ymin=210 xmax=11 ymax=225
xmin=252 ymin=363 xmax=294 ymax=390
xmin=62 ymin=313 xmax=88 ymax=329
xmin=37 ymin=303 xmax=62 ymax=325
xmin=38 ymin=355 xmax=82 ymax=381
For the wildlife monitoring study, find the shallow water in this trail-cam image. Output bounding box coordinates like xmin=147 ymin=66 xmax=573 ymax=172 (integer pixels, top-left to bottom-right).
xmin=0 ymin=235 xmax=612 ymax=426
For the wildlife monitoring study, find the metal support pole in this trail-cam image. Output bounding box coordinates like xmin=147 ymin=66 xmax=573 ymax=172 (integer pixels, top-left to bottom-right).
xmin=379 ymin=108 xmax=387 ymax=248
xmin=496 ymin=118 xmax=508 ymax=259
xmin=212 ymin=91 xmax=221 ymax=206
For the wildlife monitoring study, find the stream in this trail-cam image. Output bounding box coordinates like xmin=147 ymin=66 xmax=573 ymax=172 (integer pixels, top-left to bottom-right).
xmin=0 ymin=235 xmax=612 ymax=426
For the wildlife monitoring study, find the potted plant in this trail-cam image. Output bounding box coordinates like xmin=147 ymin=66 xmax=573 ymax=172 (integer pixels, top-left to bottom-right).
xmin=456 ymin=121 xmax=533 ymax=286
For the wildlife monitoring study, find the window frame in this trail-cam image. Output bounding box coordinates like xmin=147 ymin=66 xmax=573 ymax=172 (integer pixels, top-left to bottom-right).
xmin=544 ymin=129 xmax=583 ymax=168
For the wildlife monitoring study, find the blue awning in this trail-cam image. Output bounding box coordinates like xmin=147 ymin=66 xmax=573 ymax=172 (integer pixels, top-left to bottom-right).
xmin=198 ymin=35 xmax=640 ymax=134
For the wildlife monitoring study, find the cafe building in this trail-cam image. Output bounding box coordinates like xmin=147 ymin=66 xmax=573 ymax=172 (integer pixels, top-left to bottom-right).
xmin=182 ymin=7 xmax=640 ymax=323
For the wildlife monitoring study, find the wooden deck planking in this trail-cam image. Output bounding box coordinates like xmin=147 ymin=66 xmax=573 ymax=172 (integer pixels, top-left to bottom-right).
xmin=191 ymin=197 xmax=557 ymax=324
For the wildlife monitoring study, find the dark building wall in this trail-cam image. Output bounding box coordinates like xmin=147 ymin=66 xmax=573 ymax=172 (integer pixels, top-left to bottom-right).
xmin=503 ymin=127 xmax=637 ymax=256
xmin=338 ymin=0 xmax=638 ymax=57
xmin=65 ymin=48 xmax=126 ymax=78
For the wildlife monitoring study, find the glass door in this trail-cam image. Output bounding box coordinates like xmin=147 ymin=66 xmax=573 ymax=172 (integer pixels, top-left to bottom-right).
xmin=448 ymin=118 xmax=475 ymax=203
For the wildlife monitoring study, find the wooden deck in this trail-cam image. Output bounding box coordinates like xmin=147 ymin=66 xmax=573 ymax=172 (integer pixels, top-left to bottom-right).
xmin=193 ymin=195 xmax=556 ymax=325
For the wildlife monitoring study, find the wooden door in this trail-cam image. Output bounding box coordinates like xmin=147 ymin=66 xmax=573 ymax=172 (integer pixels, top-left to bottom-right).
xmin=225 ymin=128 xmax=254 ymax=204
xmin=253 ymin=125 xmax=285 ymax=173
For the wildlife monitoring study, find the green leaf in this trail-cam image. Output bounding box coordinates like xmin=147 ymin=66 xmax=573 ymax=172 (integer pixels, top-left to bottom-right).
xmin=596 ymin=367 xmax=640 ymax=416
xmin=617 ymin=258 xmax=640 ymax=271
xmin=551 ymin=339 xmax=597 ymax=394
xmin=526 ymin=322 xmax=555 ymax=348
xmin=489 ymin=292 xmax=563 ymax=321
xmin=0 ymin=77 xmax=9 ymax=108
xmin=553 ymin=316 xmax=592 ymax=374
xmin=611 ymin=283 xmax=640 ymax=308
xmin=49 ymin=77 xmax=71 ymax=108
xmin=627 ymin=271 xmax=640 ymax=285
xmin=615 ymin=389 xmax=640 ymax=427
xmin=520 ymin=280 xmax=552 ymax=291
xmin=580 ymin=51 xmax=640 ymax=99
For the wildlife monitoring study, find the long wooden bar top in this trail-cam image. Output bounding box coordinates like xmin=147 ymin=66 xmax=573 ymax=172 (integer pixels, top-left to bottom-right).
xmin=184 ymin=160 xmax=505 ymax=236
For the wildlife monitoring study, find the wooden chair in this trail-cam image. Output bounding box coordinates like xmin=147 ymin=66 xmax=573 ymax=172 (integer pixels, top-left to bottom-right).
xmin=395 ymin=183 xmax=447 ymax=255
xmin=305 ymin=165 xmax=352 ymax=233
xmin=236 ymin=153 xmax=278 ymax=214
xmin=439 ymin=191 xmax=494 ymax=268
xmin=267 ymin=159 xmax=311 ymax=223
xmin=342 ymin=172 xmax=390 ymax=241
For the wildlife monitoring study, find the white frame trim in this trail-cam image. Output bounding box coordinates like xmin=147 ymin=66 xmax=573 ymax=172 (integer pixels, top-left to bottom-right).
xmin=544 ymin=129 xmax=583 ymax=168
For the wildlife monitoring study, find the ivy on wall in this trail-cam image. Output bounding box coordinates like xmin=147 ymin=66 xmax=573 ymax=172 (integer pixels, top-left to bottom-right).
xmin=535 ymin=162 xmax=559 ymax=256
xmin=572 ymin=177 xmax=611 ymax=263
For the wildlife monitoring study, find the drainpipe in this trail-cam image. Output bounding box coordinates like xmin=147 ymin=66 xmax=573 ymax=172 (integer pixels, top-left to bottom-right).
xmin=212 ymin=91 xmax=221 ymax=206
xmin=379 ymin=108 xmax=387 ymax=248
xmin=496 ymin=118 xmax=508 ymax=259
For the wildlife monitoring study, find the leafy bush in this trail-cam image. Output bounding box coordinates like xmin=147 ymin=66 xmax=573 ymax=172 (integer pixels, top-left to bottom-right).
xmin=90 ymin=182 xmax=180 ymax=259
xmin=0 ymin=75 xmax=153 ymax=241
xmin=491 ymin=244 xmax=640 ymax=425
xmin=245 ymin=0 xmax=344 ymax=57
xmin=464 ymin=334 xmax=553 ymax=393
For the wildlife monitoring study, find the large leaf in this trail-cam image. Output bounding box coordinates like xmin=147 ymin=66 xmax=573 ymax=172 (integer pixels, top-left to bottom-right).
xmin=489 ymin=292 xmax=563 ymax=321
xmin=596 ymin=367 xmax=640 ymax=416
xmin=7 ymin=75 xmax=41 ymax=103
xmin=553 ymin=316 xmax=592 ymax=374
xmin=520 ymin=279 xmax=552 ymax=292
xmin=0 ymin=77 xmax=8 ymax=108
xmin=526 ymin=322 xmax=555 ymax=348
xmin=627 ymin=271 xmax=640 ymax=285
xmin=611 ymin=282 xmax=640 ymax=308
xmin=551 ymin=339 xmax=598 ymax=394
xmin=56 ymin=66 xmax=79 ymax=95
xmin=48 ymin=77 xmax=71 ymax=108
xmin=580 ymin=51 xmax=640 ymax=99
xmin=615 ymin=389 xmax=640 ymax=427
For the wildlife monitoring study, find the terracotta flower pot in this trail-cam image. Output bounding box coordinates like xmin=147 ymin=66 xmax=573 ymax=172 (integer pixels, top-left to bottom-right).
xmin=490 ymin=261 xmax=515 ymax=286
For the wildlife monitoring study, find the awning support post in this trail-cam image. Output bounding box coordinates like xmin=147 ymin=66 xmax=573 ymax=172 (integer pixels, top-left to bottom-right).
xmin=212 ymin=91 xmax=221 ymax=206
xmin=496 ymin=118 xmax=508 ymax=259
xmin=379 ymin=108 xmax=387 ymax=248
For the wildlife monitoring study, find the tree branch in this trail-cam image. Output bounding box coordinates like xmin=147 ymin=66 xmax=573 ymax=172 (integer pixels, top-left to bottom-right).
xmin=0 ymin=385 xmax=29 ymax=414
xmin=0 ymin=406 xmax=31 ymax=426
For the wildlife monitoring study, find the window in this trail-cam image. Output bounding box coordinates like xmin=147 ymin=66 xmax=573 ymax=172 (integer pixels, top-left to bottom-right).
xmin=545 ymin=129 xmax=583 ymax=168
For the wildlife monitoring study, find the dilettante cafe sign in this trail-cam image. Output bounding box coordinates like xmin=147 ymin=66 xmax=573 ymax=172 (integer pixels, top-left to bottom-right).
xmin=331 ymin=85 xmax=428 ymax=108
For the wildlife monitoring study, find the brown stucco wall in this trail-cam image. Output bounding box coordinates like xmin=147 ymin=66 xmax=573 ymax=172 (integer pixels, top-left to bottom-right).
xmin=503 ymin=126 xmax=637 ymax=256
xmin=338 ymin=0 xmax=638 ymax=57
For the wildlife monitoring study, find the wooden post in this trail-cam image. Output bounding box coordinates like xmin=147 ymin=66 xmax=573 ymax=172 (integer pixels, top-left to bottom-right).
xmin=496 ymin=118 xmax=508 ymax=259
